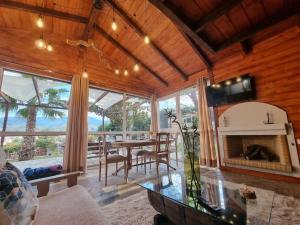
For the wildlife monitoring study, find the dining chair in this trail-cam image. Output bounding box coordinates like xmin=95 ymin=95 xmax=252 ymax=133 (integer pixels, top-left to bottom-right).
xmin=99 ymin=134 xmax=128 ymax=186
xmin=169 ymin=132 xmax=179 ymax=166
xmin=155 ymin=132 xmax=171 ymax=175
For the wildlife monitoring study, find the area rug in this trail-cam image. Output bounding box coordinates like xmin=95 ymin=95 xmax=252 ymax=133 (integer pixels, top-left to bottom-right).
xmin=100 ymin=190 xmax=156 ymax=225
xmin=99 ymin=187 xmax=300 ymax=225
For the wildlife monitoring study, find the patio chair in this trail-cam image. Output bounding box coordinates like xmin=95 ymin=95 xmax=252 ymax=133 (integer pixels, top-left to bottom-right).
xmin=99 ymin=134 xmax=128 ymax=186
xmin=155 ymin=132 xmax=171 ymax=175
xmin=169 ymin=132 xmax=179 ymax=166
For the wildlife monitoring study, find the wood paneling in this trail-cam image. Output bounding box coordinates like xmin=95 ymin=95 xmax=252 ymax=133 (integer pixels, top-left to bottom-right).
xmin=157 ymin=27 xmax=300 ymax=160
xmin=0 ymin=27 xmax=153 ymax=97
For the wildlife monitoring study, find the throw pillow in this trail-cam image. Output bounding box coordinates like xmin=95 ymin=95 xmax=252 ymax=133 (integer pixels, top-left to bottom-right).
xmin=0 ymin=162 xmax=38 ymax=225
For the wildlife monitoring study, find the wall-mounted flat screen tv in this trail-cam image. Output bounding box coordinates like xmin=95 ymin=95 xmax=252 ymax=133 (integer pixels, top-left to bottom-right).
xmin=206 ymin=74 xmax=255 ymax=107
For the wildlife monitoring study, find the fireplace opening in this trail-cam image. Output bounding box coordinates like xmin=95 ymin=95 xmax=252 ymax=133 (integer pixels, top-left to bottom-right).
xmin=223 ymin=135 xmax=292 ymax=173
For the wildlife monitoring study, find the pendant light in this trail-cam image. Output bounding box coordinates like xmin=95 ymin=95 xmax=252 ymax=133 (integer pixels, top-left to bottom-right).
xmin=124 ymin=69 xmax=128 ymax=76
xmin=36 ymin=15 xmax=44 ymax=28
xmin=82 ymin=69 xmax=88 ymax=78
xmin=111 ymin=18 xmax=117 ymax=31
xmin=47 ymin=43 xmax=53 ymax=52
xmin=35 ymin=36 xmax=46 ymax=49
xmin=133 ymin=64 xmax=140 ymax=72
xmin=115 ymin=69 xmax=120 ymax=75
xmin=144 ymin=35 xmax=150 ymax=44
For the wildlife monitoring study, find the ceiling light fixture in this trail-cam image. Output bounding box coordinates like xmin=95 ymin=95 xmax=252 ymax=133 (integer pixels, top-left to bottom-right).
xmin=133 ymin=64 xmax=140 ymax=72
xmin=225 ymin=80 xmax=232 ymax=86
xmin=236 ymin=77 xmax=242 ymax=82
xmin=144 ymin=35 xmax=150 ymax=44
xmin=36 ymin=15 xmax=44 ymax=28
xmin=82 ymin=70 xmax=88 ymax=78
xmin=47 ymin=43 xmax=53 ymax=52
xmin=111 ymin=18 xmax=117 ymax=31
xmin=115 ymin=69 xmax=120 ymax=75
xmin=124 ymin=69 xmax=128 ymax=76
xmin=35 ymin=36 xmax=46 ymax=49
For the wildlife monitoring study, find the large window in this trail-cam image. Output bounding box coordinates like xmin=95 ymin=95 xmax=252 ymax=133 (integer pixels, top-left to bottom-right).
xmin=180 ymin=87 xmax=198 ymax=128
xmin=87 ymin=87 xmax=151 ymax=145
xmin=158 ymin=96 xmax=176 ymax=129
xmin=0 ymin=69 xmax=71 ymax=164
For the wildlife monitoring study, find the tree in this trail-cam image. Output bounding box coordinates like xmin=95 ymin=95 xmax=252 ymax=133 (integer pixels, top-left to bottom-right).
xmin=0 ymin=84 xmax=67 ymax=161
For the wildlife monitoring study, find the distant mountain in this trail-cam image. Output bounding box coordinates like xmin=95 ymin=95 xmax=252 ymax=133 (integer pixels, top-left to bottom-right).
xmin=0 ymin=116 xmax=103 ymax=131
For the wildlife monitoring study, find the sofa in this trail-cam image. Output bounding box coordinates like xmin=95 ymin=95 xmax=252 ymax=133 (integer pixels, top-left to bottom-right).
xmin=34 ymin=185 xmax=108 ymax=225
xmin=31 ymin=172 xmax=109 ymax=225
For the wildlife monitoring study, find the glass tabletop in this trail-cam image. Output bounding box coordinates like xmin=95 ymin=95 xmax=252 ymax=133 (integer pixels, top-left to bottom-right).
xmin=138 ymin=172 xmax=274 ymax=225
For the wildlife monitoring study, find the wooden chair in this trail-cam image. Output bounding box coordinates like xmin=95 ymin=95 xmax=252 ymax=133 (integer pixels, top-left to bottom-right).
xmin=155 ymin=132 xmax=171 ymax=175
xmin=169 ymin=132 xmax=179 ymax=166
xmin=99 ymin=135 xmax=128 ymax=186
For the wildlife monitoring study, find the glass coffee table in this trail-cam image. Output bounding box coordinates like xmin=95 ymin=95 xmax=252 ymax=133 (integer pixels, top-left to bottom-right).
xmin=139 ymin=172 xmax=274 ymax=225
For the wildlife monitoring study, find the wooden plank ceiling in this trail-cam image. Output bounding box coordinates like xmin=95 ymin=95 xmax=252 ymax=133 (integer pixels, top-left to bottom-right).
xmin=0 ymin=0 xmax=299 ymax=96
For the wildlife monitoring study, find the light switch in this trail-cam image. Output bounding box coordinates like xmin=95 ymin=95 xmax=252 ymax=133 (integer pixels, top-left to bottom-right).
xmin=297 ymin=139 xmax=300 ymax=145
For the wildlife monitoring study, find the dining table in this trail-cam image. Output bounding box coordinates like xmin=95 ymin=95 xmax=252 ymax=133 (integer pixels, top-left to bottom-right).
xmin=107 ymin=139 xmax=175 ymax=176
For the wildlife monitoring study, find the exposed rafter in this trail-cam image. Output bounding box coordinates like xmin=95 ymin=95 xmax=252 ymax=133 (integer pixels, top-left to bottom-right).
xmin=32 ymin=76 xmax=41 ymax=105
xmin=82 ymin=2 xmax=102 ymax=40
xmin=90 ymin=91 xmax=109 ymax=108
xmin=0 ymin=0 xmax=88 ymax=24
xmin=104 ymin=0 xmax=188 ymax=81
xmin=194 ymin=0 xmax=243 ymax=33
xmin=94 ymin=25 xmax=168 ymax=87
xmin=217 ymin=6 xmax=300 ymax=51
xmin=149 ymin=0 xmax=216 ymax=54
xmin=180 ymin=32 xmax=212 ymax=70
xmin=240 ymin=39 xmax=252 ymax=55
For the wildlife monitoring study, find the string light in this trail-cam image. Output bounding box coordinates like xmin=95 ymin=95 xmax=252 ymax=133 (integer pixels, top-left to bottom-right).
xmin=111 ymin=18 xmax=117 ymax=31
xmin=36 ymin=15 xmax=44 ymax=28
xmin=133 ymin=64 xmax=140 ymax=72
xmin=82 ymin=70 xmax=88 ymax=78
xmin=144 ymin=35 xmax=150 ymax=44
xmin=115 ymin=69 xmax=120 ymax=75
xmin=236 ymin=77 xmax=242 ymax=82
xmin=225 ymin=80 xmax=232 ymax=86
xmin=35 ymin=36 xmax=46 ymax=49
xmin=47 ymin=43 xmax=53 ymax=52
xmin=124 ymin=69 xmax=128 ymax=76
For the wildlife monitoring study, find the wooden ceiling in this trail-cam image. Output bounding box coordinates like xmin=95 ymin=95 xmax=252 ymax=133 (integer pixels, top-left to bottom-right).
xmin=0 ymin=0 xmax=299 ymax=96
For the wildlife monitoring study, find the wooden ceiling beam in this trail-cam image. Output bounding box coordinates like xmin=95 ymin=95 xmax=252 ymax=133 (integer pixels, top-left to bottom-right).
xmin=104 ymin=0 xmax=188 ymax=81
xmin=149 ymin=0 xmax=216 ymax=54
xmin=0 ymin=0 xmax=88 ymax=24
xmin=82 ymin=2 xmax=102 ymax=40
xmin=194 ymin=0 xmax=243 ymax=33
xmin=94 ymin=25 xmax=168 ymax=87
xmin=217 ymin=6 xmax=300 ymax=51
xmin=180 ymin=32 xmax=212 ymax=70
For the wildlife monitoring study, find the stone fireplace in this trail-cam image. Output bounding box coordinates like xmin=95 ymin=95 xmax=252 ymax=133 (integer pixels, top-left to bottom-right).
xmin=218 ymin=102 xmax=300 ymax=176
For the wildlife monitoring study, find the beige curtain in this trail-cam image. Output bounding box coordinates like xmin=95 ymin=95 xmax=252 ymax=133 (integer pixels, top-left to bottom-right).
xmin=150 ymin=94 xmax=158 ymax=138
xmin=197 ymin=77 xmax=217 ymax=167
xmin=63 ymin=75 xmax=89 ymax=172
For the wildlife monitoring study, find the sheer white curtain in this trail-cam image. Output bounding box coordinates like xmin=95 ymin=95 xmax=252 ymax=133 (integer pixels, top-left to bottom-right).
xmin=150 ymin=95 xmax=158 ymax=138
xmin=197 ymin=77 xmax=217 ymax=167
xmin=63 ymin=75 xmax=89 ymax=172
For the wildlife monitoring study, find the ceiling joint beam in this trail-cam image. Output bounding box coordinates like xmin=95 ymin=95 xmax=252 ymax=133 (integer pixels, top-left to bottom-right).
xmin=94 ymin=25 xmax=168 ymax=87
xmin=0 ymin=0 xmax=88 ymax=24
xmin=149 ymin=0 xmax=216 ymax=54
xmin=104 ymin=0 xmax=188 ymax=81
xmin=216 ymin=6 xmax=300 ymax=51
xmin=82 ymin=2 xmax=102 ymax=40
xmin=194 ymin=0 xmax=243 ymax=33
xmin=181 ymin=32 xmax=212 ymax=70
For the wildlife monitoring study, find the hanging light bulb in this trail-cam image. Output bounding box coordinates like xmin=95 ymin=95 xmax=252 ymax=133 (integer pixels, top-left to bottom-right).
xmin=35 ymin=36 xmax=46 ymax=49
xmin=133 ymin=64 xmax=140 ymax=72
xmin=115 ymin=69 xmax=120 ymax=75
xmin=36 ymin=15 xmax=44 ymax=28
xmin=111 ymin=18 xmax=117 ymax=31
xmin=47 ymin=43 xmax=53 ymax=52
xmin=82 ymin=69 xmax=88 ymax=78
xmin=124 ymin=69 xmax=128 ymax=76
xmin=144 ymin=35 xmax=150 ymax=44
xmin=236 ymin=77 xmax=242 ymax=82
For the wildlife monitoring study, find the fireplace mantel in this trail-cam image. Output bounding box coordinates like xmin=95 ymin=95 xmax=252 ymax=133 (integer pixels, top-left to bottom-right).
xmin=218 ymin=124 xmax=287 ymax=135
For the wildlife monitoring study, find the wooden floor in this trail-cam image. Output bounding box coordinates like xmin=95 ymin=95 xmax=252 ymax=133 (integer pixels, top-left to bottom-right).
xmin=48 ymin=157 xmax=300 ymax=208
